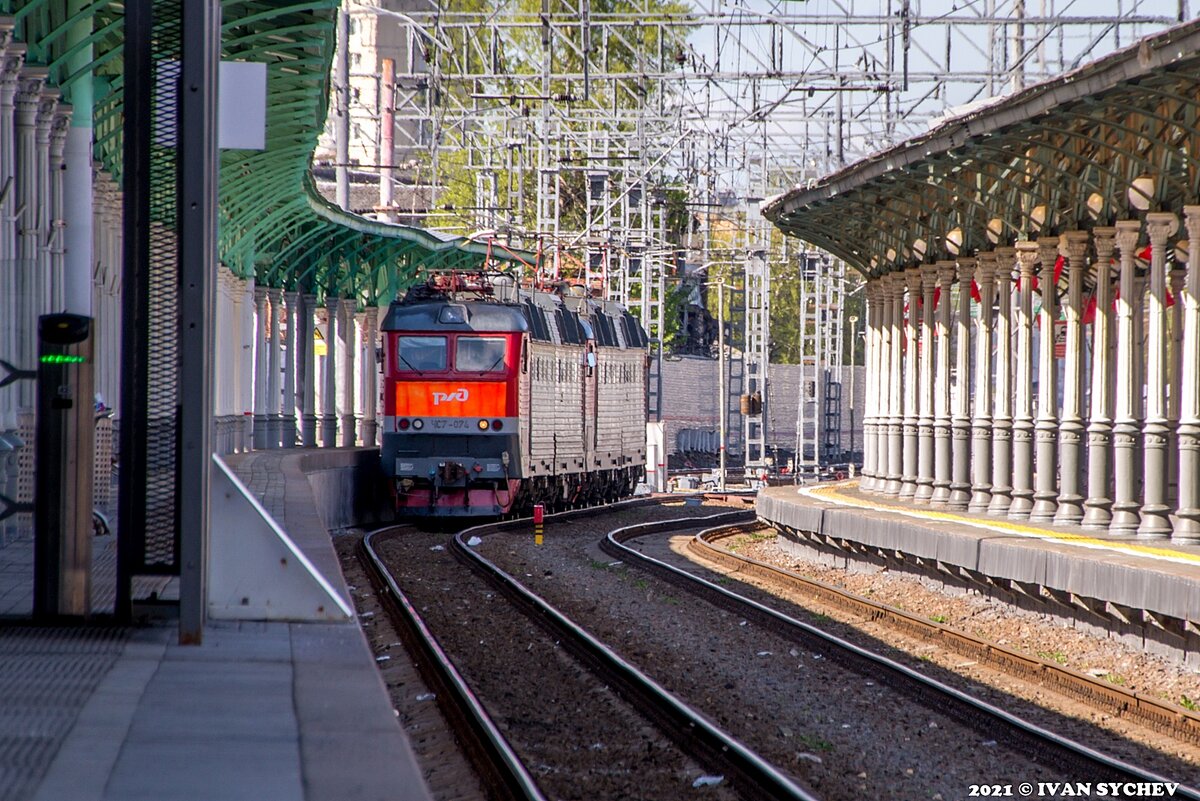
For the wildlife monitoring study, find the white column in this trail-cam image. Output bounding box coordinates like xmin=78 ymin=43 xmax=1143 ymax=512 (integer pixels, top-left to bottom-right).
xmin=931 ymin=261 xmax=954 ymax=505
xmin=266 ymin=287 xmax=284 ymax=449
xmin=283 ymin=291 xmax=299 ymax=448
xmin=360 ymin=306 xmax=380 ymax=447
xmin=1083 ymin=228 xmax=1117 ymax=529
xmin=240 ymin=278 xmax=256 ymax=451
xmin=34 ymin=88 xmax=58 ymax=319
xmin=48 ymin=106 xmax=70 ymax=312
xmin=1139 ymin=213 xmax=1179 ymax=537
xmin=970 ymin=254 xmax=996 ymax=512
xmin=948 ymin=258 xmax=973 ymax=509
xmin=862 ymin=282 xmax=879 ymax=490
xmin=301 ymin=293 xmax=318 ymax=447
xmin=1054 ymin=231 xmax=1090 ymax=525
xmin=0 ymin=39 xmax=23 ymax=435
xmin=1112 ymin=220 xmax=1144 ymax=532
xmin=915 ymin=264 xmax=937 ymax=501
xmin=988 ymin=247 xmax=1016 ymax=515
xmin=1009 ymin=242 xmax=1038 ymax=520
xmin=886 ymin=274 xmax=904 ymax=495
xmin=252 ymin=287 xmax=270 ymax=450
xmin=323 ymin=300 xmax=339 ymax=447
xmin=1178 ymin=208 xmax=1200 ymax=542
xmin=14 ymin=68 xmax=47 ymax=412
xmin=1031 ymin=237 xmax=1060 ymax=522
xmin=900 ymin=267 xmax=920 ymax=498
xmin=341 ymin=299 xmax=357 ymax=447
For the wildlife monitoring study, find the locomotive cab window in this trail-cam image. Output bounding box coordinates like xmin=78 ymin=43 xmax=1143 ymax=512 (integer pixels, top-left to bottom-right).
xmin=397 ymin=335 xmax=447 ymax=372
xmin=456 ymin=336 xmax=507 ymax=372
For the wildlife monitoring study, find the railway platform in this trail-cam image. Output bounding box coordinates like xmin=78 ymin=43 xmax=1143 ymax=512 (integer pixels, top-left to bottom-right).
xmin=757 ymin=483 xmax=1200 ymax=665
xmin=0 ymin=448 xmax=429 ymax=801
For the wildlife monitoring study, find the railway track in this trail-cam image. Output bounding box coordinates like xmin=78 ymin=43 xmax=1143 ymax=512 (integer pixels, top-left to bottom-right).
xmin=602 ymin=519 xmax=1200 ymax=797
xmin=689 ymin=523 xmax=1200 ymax=747
xmin=358 ymin=496 xmax=813 ymax=801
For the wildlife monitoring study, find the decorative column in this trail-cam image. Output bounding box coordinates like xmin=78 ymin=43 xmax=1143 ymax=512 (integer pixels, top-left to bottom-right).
xmin=970 ymin=254 xmax=996 ymax=512
xmin=48 ymin=107 xmax=70 ymax=311
xmin=240 ymin=279 xmax=257 ymax=450
xmin=340 ymin=299 xmax=357 ymax=447
xmin=361 ymin=306 xmax=380 ymax=447
xmin=0 ymin=37 xmax=23 ymax=524
xmin=1031 ymin=237 xmax=1060 ymax=522
xmin=916 ymin=264 xmax=937 ymax=501
xmin=1055 ymin=231 xmax=1090 ymax=524
xmin=1177 ymin=207 xmax=1200 ymax=542
xmin=988 ymin=248 xmax=1016 ymax=515
xmin=33 ymin=87 xmax=58 ymax=321
xmin=252 ymin=287 xmax=270 ymax=450
xmin=1169 ymin=261 xmax=1186 ymax=513
xmin=1008 ymin=242 xmax=1038 ymax=520
xmin=301 ymin=293 xmax=318 ymax=447
xmin=949 ymin=258 xmax=974 ymax=509
xmin=932 ymin=261 xmax=955 ymax=505
xmin=860 ymin=283 xmax=877 ymax=490
xmin=14 ymin=68 xmax=46 ymax=413
xmin=322 ymin=299 xmax=340 ymax=447
xmin=886 ymin=274 xmax=904 ymax=495
xmin=1139 ymin=213 xmax=1179 ymax=537
xmin=1112 ymin=220 xmax=1144 ymax=532
xmin=282 ymin=291 xmax=300 ymax=447
xmin=875 ymin=276 xmax=894 ymax=494
xmin=900 ymin=267 xmax=921 ymax=498
xmin=266 ymin=288 xmax=284 ymax=448
xmin=1083 ymin=229 xmax=1117 ymax=528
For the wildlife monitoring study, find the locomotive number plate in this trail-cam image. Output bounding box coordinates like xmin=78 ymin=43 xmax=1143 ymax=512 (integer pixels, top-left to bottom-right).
xmin=431 ymin=418 xmax=474 ymax=431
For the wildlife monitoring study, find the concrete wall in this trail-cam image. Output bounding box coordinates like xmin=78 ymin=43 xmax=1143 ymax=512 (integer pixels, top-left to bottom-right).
xmin=660 ymin=355 xmax=866 ymax=459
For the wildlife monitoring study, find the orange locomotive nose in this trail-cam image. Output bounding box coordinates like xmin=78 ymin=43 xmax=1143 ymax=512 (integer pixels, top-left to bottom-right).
xmin=394 ymin=380 xmax=509 ymax=418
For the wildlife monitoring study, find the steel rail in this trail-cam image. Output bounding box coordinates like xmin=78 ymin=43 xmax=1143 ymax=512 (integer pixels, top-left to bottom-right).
xmin=690 ymin=523 xmax=1200 ymax=747
xmin=451 ymin=504 xmax=818 ymax=801
xmin=603 ymin=520 xmax=1200 ymax=797
xmin=359 ymin=529 xmax=548 ymax=801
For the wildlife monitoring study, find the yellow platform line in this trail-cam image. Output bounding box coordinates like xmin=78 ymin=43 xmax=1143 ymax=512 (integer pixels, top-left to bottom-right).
xmin=792 ymin=481 xmax=1200 ymax=569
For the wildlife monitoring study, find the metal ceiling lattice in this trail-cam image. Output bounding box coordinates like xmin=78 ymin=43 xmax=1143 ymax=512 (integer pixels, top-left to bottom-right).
xmin=6 ymin=0 xmax=537 ymax=303
xmin=762 ymin=19 xmax=1200 ymax=280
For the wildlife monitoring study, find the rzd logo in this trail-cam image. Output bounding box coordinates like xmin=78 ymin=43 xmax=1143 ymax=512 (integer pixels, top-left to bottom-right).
xmin=432 ymin=388 xmax=469 ymax=406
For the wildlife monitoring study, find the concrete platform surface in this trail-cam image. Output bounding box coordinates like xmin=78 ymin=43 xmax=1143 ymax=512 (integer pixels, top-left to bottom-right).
xmin=758 ymin=482 xmax=1200 ymax=661
xmin=1 ymin=448 xmax=431 ymax=801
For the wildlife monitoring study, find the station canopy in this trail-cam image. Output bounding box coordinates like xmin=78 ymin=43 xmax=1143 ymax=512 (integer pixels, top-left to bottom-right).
xmin=8 ymin=0 xmax=537 ymax=302
xmin=762 ymin=18 xmax=1200 ymax=279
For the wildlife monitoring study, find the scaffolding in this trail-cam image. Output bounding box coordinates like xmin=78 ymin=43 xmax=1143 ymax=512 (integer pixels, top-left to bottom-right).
xmin=322 ymin=0 xmax=1181 ymax=468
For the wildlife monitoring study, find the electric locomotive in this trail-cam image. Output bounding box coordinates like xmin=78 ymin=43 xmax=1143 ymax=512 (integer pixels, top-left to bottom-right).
xmin=380 ymin=273 xmax=649 ymax=516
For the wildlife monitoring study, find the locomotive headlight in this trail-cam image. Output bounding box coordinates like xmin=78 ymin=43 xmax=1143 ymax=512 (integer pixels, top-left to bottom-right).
xmin=492 ymin=419 xmax=503 ymax=431
xmin=412 ymin=418 xmax=424 ymax=430
xmin=398 ymin=418 xmax=410 ymax=430
xmin=478 ymin=419 xmax=490 ymax=430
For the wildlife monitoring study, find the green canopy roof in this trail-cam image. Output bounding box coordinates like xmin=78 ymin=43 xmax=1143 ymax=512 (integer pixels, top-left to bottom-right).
xmin=8 ymin=0 xmax=539 ymax=303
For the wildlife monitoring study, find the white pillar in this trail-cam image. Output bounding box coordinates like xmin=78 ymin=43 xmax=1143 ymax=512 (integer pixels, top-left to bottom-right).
xmin=886 ymin=274 xmax=904 ymax=495
xmin=301 ymin=293 xmax=318 ymax=447
xmin=1083 ymin=228 xmax=1117 ymax=529
xmin=240 ymin=278 xmax=257 ymax=451
xmin=1031 ymin=237 xmax=1059 ymax=522
xmin=323 ymin=300 xmax=339 ymax=447
xmin=1139 ymin=213 xmax=1179 ymax=537
xmin=1112 ymin=220 xmax=1144 ymax=532
xmin=862 ymin=282 xmax=879 ymax=490
xmin=283 ymin=291 xmax=299 ymax=448
xmin=1008 ymin=242 xmax=1037 ymax=520
xmin=340 ymin=299 xmax=357 ymax=447
xmin=14 ymin=68 xmax=47 ymax=413
xmin=900 ymin=267 xmax=920 ymax=498
xmin=988 ymin=247 xmax=1016 ymax=515
xmin=266 ymin=287 xmax=284 ymax=449
xmin=915 ymin=264 xmax=937 ymax=502
xmin=970 ymin=254 xmax=996 ymax=512
xmin=948 ymin=258 xmax=972 ymax=509
xmin=1178 ymin=208 xmax=1200 ymax=542
xmin=1055 ymin=231 xmax=1090 ymax=525
xmin=0 ymin=39 xmax=23 ymax=433
xmin=48 ymin=106 xmax=70 ymax=312
xmin=931 ymin=262 xmax=954 ymax=505
xmin=360 ymin=306 xmax=380 ymax=447
xmin=252 ymin=287 xmax=270 ymax=450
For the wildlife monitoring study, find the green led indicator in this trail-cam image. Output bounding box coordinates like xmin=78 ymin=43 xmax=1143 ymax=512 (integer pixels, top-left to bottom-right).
xmin=40 ymin=354 xmax=86 ymax=364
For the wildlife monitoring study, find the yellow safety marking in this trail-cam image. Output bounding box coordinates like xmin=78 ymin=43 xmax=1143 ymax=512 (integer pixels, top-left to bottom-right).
xmin=793 ymin=481 xmax=1200 ymax=569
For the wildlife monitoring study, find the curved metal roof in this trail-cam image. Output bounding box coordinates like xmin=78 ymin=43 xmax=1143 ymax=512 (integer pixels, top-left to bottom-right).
xmin=762 ymin=18 xmax=1200 ymax=279
xmin=7 ymin=0 xmax=538 ymax=303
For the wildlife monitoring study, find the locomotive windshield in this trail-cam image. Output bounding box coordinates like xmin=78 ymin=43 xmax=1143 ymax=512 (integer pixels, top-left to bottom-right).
xmin=455 ymin=336 xmax=507 ymax=372
xmin=397 ymin=335 xmax=447 ymax=372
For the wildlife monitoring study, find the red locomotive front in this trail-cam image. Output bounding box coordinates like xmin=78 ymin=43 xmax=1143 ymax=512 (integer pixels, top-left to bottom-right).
xmin=381 ymin=298 xmax=527 ymax=515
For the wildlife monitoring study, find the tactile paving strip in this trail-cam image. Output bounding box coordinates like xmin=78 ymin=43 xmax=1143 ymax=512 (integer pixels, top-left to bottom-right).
xmin=0 ymin=627 xmax=129 ymax=800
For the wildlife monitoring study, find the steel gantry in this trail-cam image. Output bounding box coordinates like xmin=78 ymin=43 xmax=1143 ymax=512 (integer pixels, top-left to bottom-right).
xmin=765 ymin=18 xmax=1200 ymax=541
